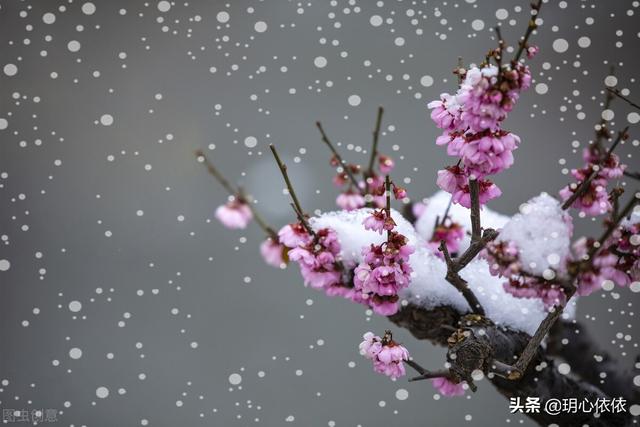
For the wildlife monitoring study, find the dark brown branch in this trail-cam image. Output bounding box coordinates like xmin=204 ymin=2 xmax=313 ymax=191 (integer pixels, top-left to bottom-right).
xmin=468 ymin=179 xmax=482 ymax=242
xmin=316 ymin=121 xmax=363 ymax=193
xmin=624 ymin=170 xmax=640 ymax=181
xmin=390 ymin=304 xmax=632 ymax=427
xmin=512 ymin=306 xmax=563 ymax=378
xmin=607 ymin=87 xmax=640 ymax=111
xmin=589 ymin=191 xmax=639 ymax=260
xmin=195 ymin=149 xmax=238 ymax=196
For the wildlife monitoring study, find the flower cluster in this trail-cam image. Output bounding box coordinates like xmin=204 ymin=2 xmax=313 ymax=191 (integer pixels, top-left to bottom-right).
xmin=215 ymin=198 xmax=253 ymax=229
xmin=359 ymin=331 xmax=409 ymax=380
xmin=354 ymin=204 xmax=414 ymax=316
xmin=483 ymin=241 xmax=567 ymax=308
xmin=332 ymin=154 xmax=396 ymax=211
xmin=429 ymin=60 xmax=533 ymax=207
xmin=278 ymin=222 xmax=363 ymax=302
xmin=573 ymin=220 xmax=639 ymax=296
xmin=559 ymin=146 xmax=627 ymax=216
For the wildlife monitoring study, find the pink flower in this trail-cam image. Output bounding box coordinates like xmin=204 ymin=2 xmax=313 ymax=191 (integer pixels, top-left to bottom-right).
xmin=363 ymin=209 xmax=396 ymax=234
xmin=427 ymin=93 xmax=462 ymax=131
xmin=369 ymin=297 xmax=401 ymax=316
xmin=336 ymin=191 xmax=366 ymax=211
xmin=288 ymin=228 xmax=343 ymax=290
xmin=431 ymin=377 xmax=465 ymax=397
xmin=215 ymin=200 xmax=253 ymax=229
xmin=359 ymin=332 xmax=383 ymax=359
xmin=260 ymin=238 xmax=286 ymax=268
xmin=360 ymin=331 xmax=410 ymax=380
xmin=452 ymin=179 xmax=502 ymax=208
xmin=278 ymin=223 xmax=312 ymax=248
xmin=428 ymin=220 xmax=464 ymax=256
xmin=373 ymin=343 xmax=409 ymax=380
xmin=526 ymin=45 xmax=540 ymax=59
xmin=392 ymin=184 xmax=407 ymax=200
xmin=460 ymin=131 xmax=519 ymax=177
xmin=436 ymin=166 xmax=466 ymax=194
xmin=378 ymin=155 xmax=395 ymax=174
xmin=559 ymin=177 xmax=611 ymax=216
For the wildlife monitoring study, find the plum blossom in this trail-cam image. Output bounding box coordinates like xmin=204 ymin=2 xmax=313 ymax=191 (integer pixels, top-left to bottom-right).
xmin=378 ymin=155 xmax=395 ymax=174
xmin=526 ymin=45 xmax=540 ymax=59
xmin=260 ymin=237 xmax=286 ymax=268
xmin=428 ymin=59 xmax=534 ymax=207
xmin=288 ymin=228 xmax=342 ymax=290
xmin=336 ymin=191 xmax=366 ymax=211
xmin=560 ymin=144 xmax=627 ymax=216
xmin=431 ymin=377 xmax=466 ymax=397
xmin=215 ymin=200 xmax=253 ymax=229
xmin=278 ymin=222 xmax=312 ymax=248
xmin=359 ymin=331 xmax=410 ymax=380
xmin=428 ymin=219 xmax=465 ymax=256
xmin=355 ymin=210 xmax=414 ymax=315
xmin=483 ymin=240 xmax=567 ymax=308
xmin=363 ymin=209 xmax=396 ymax=234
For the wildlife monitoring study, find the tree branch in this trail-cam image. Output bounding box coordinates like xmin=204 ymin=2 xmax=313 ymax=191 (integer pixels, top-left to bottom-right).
xmin=316 ymin=121 xmax=363 ymax=193
xmin=607 ymin=87 xmax=640 ymax=111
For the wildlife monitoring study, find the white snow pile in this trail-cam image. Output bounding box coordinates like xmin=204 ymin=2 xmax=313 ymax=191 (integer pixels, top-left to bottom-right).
xmin=310 ymin=193 xmax=576 ymax=336
xmin=496 ymin=193 xmax=573 ymax=277
xmin=415 ymin=190 xmax=509 ymax=252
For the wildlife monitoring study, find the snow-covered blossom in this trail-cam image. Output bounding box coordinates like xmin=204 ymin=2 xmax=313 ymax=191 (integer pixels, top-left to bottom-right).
xmin=481 ymin=194 xmax=574 ymax=308
xmin=336 ymin=191 xmax=366 ymax=211
xmin=431 ymin=377 xmax=465 ymax=397
xmin=359 ymin=331 xmax=410 ymax=380
xmin=215 ymin=200 xmax=253 ymax=229
xmin=278 ymin=222 xmax=312 ymax=248
xmin=363 ymin=209 xmax=396 ymax=234
xmin=260 ymin=237 xmax=286 ymax=268
xmin=428 ymin=60 xmax=534 ymax=207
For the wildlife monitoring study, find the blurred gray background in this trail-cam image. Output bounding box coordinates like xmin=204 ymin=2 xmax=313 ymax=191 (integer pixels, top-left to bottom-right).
xmin=1 ymin=0 xmax=639 ymax=426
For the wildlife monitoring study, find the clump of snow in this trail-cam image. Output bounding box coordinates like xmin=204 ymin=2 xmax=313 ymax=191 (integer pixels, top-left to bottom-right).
xmin=497 ymin=193 xmax=573 ymax=276
xmin=310 ymin=194 xmax=576 ymax=336
xmin=415 ymin=191 xmax=509 ymax=252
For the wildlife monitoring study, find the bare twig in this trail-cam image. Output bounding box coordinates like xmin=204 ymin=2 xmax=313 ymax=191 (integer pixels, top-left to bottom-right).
xmin=316 ymin=121 xmax=363 ymax=193
xmin=196 ymin=150 xmax=276 ymax=238
xmin=269 ymin=144 xmax=316 ymax=236
xmin=367 ymin=107 xmax=384 ymax=176
xmin=607 ymin=87 xmax=640 ymax=111
xmin=511 ymin=0 xmax=543 ymax=64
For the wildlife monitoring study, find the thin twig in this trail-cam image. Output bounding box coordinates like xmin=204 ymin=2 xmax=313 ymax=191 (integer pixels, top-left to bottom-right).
xmin=511 ymin=0 xmax=543 ymax=64
xmin=195 ymin=149 xmax=237 ymax=195
xmin=316 ymin=121 xmax=363 ymax=193
xmin=624 ymin=170 xmax=640 ymax=181
xmin=607 ymin=87 xmax=640 ymax=111
xmin=405 ymin=360 xmax=451 ymax=382
xmin=367 ymin=107 xmax=384 ymax=176
xmin=269 ymin=144 xmax=315 ymax=236
xmin=196 ymin=150 xmax=276 ymax=238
